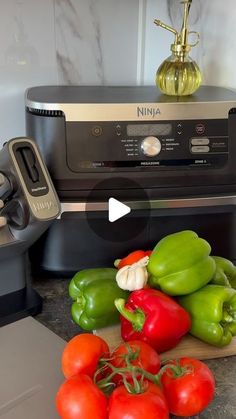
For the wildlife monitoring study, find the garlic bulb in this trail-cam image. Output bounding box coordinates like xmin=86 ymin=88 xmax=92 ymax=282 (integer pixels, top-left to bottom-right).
xmin=116 ymin=256 xmax=149 ymax=291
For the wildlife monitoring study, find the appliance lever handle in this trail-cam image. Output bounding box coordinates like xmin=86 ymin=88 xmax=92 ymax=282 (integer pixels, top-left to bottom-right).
xmin=58 ymin=196 xmax=236 ymax=218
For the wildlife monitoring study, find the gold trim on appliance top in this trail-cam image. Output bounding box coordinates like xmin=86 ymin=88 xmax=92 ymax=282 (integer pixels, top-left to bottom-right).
xmin=58 ymin=195 xmax=236 ymax=218
xmin=25 ymin=102 xmax=236 ymax=122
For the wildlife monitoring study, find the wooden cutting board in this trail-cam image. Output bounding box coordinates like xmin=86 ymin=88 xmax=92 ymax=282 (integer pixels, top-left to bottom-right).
xmin=94 ymin=324 xmax=236 ymax=361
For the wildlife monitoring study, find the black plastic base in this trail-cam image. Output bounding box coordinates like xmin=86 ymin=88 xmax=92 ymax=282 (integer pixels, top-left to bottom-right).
xmin=0 ymin=287 xmax=43 ymax=327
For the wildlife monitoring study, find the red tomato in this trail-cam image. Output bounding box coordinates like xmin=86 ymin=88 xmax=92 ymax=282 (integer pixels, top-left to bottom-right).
xmin=161 ymin=357 xmax=215 ymax=417
xmin=110 ymin=340 xmax=160 ymax=385
xmin=56 ymin=374 xmax=108 ymax=419
xmin=108 ymin=381 xmax=169 ymax=419
xmin=62 ymin=333 xmax=109 ymax=378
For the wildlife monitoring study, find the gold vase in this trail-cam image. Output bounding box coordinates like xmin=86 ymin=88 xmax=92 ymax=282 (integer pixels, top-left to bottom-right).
xmin=154 ymin=0 xmax=202 ymax=96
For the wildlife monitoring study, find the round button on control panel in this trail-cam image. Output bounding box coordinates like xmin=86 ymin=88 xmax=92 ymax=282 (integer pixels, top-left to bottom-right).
xmin=141 ymin=136 xmax=161 ymax=157
xmin=91 ymin=125 xmax=103 ymax=137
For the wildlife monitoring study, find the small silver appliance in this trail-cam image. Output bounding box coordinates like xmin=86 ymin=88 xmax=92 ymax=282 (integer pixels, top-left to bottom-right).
xmin=0 ymin=137 xmax=60 ymax=325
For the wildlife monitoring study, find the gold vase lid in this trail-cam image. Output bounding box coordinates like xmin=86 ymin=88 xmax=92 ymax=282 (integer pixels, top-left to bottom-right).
xmin=154 ymin=0 xmax=199 ymax=58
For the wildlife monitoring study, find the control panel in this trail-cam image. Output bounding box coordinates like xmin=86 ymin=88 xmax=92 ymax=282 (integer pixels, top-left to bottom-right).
xmin=66 ymin=119 xmax=229 ymax=172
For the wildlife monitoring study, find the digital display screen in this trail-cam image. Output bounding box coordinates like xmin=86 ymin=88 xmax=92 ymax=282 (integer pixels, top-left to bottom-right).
xmin=127 ymin=123 xmax=172 ymax=137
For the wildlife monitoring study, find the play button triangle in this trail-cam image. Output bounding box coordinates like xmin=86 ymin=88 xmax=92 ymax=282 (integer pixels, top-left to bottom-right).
xmin=108 ymin=198 xmax=131 ymax=223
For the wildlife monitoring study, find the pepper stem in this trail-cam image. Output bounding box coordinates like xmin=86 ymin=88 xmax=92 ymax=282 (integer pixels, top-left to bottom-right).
xmin=114 ymin=299 xmax=145 ymax=332
xmin=222 ymin=309 xmax=233 ymax=323
xmin=114 ymin=259 xmax=121 ymax=268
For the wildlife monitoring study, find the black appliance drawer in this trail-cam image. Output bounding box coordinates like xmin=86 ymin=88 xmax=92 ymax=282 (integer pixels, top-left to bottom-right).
xmin=29 ymin=200 xmax=236 ymax=276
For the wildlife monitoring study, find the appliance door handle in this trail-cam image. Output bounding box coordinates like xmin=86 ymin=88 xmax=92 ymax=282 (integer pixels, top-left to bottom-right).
xmin=58 ymin=195 xmax=236 ymax=218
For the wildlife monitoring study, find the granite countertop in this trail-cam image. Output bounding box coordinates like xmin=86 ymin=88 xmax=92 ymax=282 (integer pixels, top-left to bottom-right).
xmin=33 ymin=276 xmax=236 ymax=419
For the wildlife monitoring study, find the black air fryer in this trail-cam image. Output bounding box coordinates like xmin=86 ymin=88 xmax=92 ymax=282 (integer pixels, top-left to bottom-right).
xmin=25 ymin=85 xmax=236 ymax=275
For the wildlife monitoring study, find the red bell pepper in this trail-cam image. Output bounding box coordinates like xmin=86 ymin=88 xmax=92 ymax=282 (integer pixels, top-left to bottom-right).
xmin=115 ymin=289 xmax=191 ymax=353
xmin=115 ymin=250 xmax=152 ymax=270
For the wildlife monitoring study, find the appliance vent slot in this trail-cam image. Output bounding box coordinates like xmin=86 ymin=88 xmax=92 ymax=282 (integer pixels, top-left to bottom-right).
xmin=27 ymin=107 xmax=64 ymax=117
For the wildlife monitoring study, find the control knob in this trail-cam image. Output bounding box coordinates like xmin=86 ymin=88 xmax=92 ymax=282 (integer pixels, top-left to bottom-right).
xmin=141 ymin=136 xmax=161 ymax=157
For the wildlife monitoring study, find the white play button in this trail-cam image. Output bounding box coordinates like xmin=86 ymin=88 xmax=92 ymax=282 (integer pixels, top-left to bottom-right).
xmin=108 ymin=197 xmax=131 ymax=223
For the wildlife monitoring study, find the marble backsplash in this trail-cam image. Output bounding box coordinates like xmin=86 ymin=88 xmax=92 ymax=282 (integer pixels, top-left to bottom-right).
xmin=0 ymin=0 xmax=236 ymax=142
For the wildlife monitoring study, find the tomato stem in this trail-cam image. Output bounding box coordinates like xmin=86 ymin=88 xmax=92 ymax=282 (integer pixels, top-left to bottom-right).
xmin=95 ymin=345 xmax=191 ymax=395
xmin=95 ymin=360 xmax=160 ymax=392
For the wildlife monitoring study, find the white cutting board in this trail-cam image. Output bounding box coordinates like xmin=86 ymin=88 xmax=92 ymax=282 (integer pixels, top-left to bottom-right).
xmin=0 ymin=317 xmax=66 ymax=419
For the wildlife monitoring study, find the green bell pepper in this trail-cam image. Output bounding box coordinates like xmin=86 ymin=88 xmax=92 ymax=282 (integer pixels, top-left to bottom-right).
xmin=210 ymin=256 xmax=236 ymax=288
xmin=178 ymin=285 xmax=236 ymax=346
xmin=69 ymin=268 xmax=129 ymax=331
xmin=147 ymin=230 xmax=216 ymax=296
